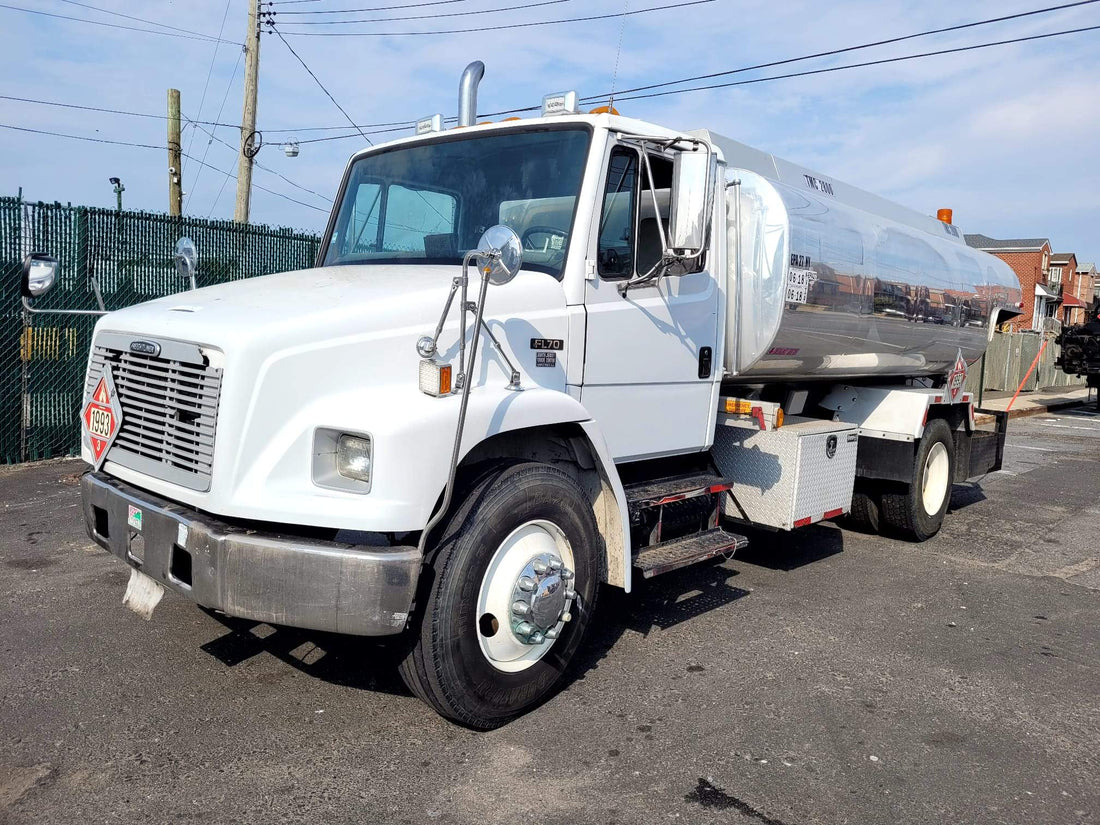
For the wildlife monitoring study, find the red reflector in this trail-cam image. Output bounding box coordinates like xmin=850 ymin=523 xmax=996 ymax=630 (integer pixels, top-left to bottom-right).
xmin=922 ymin=409 xmax=929 ymax=427
xmin=824 ymin=508 xmax=844 ymax=519
xmin=751 ymin=405 xmax=766 ymax=430
xmin=793 ymin=516 xmax=812 ymax=528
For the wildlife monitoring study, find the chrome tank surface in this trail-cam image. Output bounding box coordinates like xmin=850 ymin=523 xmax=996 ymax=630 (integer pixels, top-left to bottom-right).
xmin=701 ymin=131 xmax=1022 ymax=382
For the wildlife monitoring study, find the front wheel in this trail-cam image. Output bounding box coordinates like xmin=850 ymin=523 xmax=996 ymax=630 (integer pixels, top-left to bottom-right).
xmin=399 ymin=462 xmax=601 ymax=729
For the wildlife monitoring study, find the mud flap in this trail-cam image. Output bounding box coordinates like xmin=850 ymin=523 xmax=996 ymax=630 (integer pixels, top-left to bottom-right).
xmin=123 ymin=567 xmax=165 ymax=620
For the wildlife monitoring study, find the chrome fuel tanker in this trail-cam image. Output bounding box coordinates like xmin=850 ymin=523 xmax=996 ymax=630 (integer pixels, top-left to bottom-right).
xmin=700 ymin=131 xmax=1021 ymax=382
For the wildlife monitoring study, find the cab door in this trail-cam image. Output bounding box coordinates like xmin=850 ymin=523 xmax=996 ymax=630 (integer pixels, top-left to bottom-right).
xmin=580 ymin=143 xmax=720 ymax=462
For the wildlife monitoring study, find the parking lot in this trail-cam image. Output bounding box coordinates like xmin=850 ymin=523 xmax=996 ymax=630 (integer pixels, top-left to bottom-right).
xmin=1 ymin=407 xmax=1097 ymax=825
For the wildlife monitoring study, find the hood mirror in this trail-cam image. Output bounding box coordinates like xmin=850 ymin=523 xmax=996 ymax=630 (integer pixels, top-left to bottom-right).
xmin=174 ymin=237 xmax=198 ymax=290
xmin=21 ymin=253 xmax=59 ymax=299
xmin=475 ymin=225 xmax=523 ymax=286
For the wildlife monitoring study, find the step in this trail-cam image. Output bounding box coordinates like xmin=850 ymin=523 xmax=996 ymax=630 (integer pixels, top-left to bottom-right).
xmin=623 ymin=472 xmax=733 ymax=515
xmin=633 ymin=528 xmax=749 ymax=578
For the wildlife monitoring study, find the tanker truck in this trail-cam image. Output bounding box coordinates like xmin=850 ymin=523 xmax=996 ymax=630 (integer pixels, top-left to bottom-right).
xmin=28 ymin=64 xmax=1023 ymax=728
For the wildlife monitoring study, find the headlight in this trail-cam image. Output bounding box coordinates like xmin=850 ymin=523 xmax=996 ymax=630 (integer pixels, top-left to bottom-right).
xmin=312 ymin=429 xmax=372 ymax=492
xmin=337 ymin=434 xmax=372 ymax=483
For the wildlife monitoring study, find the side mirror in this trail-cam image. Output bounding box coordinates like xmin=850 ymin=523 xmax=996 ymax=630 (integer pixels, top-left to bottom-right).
xmin=668 ymin=147 xmax=711 ymax=255
xmin=21 ymin=253 xmax=59 ymax=299
xmin=174 ymin=236 xmax=198 ymax=290
xmin=475 ymin=225 xmax=523 ymax=285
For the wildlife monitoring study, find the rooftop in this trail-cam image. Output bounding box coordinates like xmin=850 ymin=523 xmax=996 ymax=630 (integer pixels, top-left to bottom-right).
xmin=964 ymin=233 xmax=1051 ymax=252
xmin=1050 ymin=253 xmax=1076 ymax=265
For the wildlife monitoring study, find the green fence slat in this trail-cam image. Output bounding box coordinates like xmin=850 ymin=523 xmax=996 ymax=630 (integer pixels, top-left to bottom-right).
xmin=2 ymin=194 xmax=321 ymax=464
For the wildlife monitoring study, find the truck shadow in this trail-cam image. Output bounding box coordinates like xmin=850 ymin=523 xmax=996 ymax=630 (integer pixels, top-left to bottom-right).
xmin=196 ymin=526 xmax=846 ymax=707
xmin=198 ymin=609 xmax=411 ymax=696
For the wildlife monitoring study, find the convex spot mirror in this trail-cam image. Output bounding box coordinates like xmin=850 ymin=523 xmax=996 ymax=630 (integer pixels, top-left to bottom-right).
xmin=476 ymin=225 xmax=523 ymax=286
xmin=668 ymin=147 xmax=711 ymax=256
xmin=174 ymin=237 xmax=198 ymax=285
xmin=21 ymin=253 xmax=59 ymax=299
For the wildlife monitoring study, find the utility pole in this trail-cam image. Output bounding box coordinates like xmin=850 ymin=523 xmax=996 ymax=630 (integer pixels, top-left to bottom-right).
xmin=234 ymin=0 xmax=261 ymax=224
xmin=167 ymin=88 xmax=182 ymax=216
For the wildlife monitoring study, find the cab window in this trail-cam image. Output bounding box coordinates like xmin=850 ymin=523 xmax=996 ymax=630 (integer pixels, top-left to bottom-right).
xmin=597 ymin=148 xmax=637 ymax=279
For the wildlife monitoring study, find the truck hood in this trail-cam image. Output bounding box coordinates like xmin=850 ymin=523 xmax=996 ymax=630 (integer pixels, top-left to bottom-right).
xmin=97 ymin=264 xmax=468 ymax=348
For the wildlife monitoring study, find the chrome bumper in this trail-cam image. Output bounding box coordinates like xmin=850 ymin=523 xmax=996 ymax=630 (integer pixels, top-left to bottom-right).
xmin=81 ymin=472 xmax=421 ymax=636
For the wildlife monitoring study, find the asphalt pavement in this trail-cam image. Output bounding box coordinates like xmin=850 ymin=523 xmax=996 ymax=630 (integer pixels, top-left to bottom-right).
xmin=1 ymin=408 xmax=1098 ymax=825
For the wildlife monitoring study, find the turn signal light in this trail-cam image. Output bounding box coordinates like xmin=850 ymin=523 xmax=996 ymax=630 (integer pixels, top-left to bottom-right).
xmin=419 ymin=360 xmax=452 ymax=397
xmin=775 ymin=408 xmax=785 ymax=428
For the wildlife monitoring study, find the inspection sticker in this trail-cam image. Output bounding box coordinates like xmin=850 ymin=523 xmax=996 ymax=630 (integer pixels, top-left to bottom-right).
xmin=786 ymin=266 xmax=814 ymax=304
xmin=127 ymin=505 xmax=143 ymax=532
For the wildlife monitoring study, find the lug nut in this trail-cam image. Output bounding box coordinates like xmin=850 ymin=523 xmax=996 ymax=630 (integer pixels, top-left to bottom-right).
xmin=560 ymin=568 xmax=575 ymax=581
xmin=561 ymin=612 xmax=572 ymax=623
xmin=532 ymin=560 xmax=548 ymax=574
xmin=548 ymin=557 xmax=562 ymax=571
xmin=545 ymin=628 xmax=559 ymax=640
xmin=565 ymin=589 xmax=577 ymax=601
xmin=512 ymin=601 xmax=530 ymax=616
xmin=529 ymin=631 xmax=545 ymax=644
xmin=518 ymin=577 xmax=536 ymax=592
xmin=515 ymin=621 xmax=534 ymax=636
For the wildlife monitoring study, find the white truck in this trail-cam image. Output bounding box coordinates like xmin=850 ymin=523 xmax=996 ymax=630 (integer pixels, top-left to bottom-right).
xmin=30 ymin=64 xmax=1024 ymax=728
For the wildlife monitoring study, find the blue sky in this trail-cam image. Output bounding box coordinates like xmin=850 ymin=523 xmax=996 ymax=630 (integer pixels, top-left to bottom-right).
xmin=2 ymin=0 xmax=1098 ymax=263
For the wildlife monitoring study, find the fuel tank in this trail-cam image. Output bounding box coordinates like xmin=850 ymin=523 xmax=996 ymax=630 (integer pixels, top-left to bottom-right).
xmin=697 ymin=131 xmax=1022 ymax=382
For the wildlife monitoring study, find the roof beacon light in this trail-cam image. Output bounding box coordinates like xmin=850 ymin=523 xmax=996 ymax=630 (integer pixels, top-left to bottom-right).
xmin=416 ymin=114 xmax=444 ymax=135
xmin=937 ymin=208 xmax=953 ymax=225
xmin=542 ymin=91 xmax=579 ymax=117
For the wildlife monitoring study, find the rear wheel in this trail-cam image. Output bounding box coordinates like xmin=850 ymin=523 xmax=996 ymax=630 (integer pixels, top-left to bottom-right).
xmin=844 ymin=483 xmax=882 ymax=534
xmin=398 ymin=461 xmax=600 ymax=729
xmin=881 ymin=418 xmax=955 ymax=541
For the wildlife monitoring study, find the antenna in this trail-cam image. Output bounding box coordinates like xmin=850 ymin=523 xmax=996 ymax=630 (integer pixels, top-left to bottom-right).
xmin=607 ymin=0 xmax=629 ymax=110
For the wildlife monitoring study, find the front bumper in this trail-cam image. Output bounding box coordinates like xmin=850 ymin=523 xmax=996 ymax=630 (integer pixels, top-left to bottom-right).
xmin=81 ymin=472 xmax=421 ymax=636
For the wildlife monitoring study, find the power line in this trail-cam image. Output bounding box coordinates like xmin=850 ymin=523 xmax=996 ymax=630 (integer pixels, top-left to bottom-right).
xmin=269 ymin=25 xmax=373 ymax=145
xmin=274 ymin=0 xmax=575 ymax=25
xmin=182 ymin=0 xmax=236 ymax=186
xmin=276 ymin=0 xmax=716 ymax=36
xmin=0 ymin=121 xmax=327 ymax=215
xmin=185 ymin=47 xmax=246 ymax=212
xmin=579 ymin=0 xmax=1100 ymax=100
xmin=272 ymin=0 xmax=473 ymax=13
xmin=184 ymin=115 xmax=334 ymax=203
xmin=0 ymin=94 xmax=241 ymax=128
xmin=609 ymin=23 xmax=1100 ymax=103
xmin=53 ymin=0 xmax=227 ymax=39
xmin=181 ymin=153 xmax=331 ymax=213
xmin=0 ymin=3 xmax=240 ymax=43
xmin=0 ymin=122 xmax=164 ymax=149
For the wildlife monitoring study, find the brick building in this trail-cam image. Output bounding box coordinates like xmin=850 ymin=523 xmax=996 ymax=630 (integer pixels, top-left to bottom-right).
xmin=1070 ymin=261 xmax=1098 ymax=322
xmin=964 ymin=234 xmax=1055 ymax=330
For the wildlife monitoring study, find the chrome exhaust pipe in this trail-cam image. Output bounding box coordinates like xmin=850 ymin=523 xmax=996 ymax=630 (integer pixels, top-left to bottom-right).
xmin=458 ymin=61 xmax=485 ymax=128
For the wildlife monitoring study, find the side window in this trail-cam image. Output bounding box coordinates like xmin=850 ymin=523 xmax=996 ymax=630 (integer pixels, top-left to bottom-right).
xmin=597 ymin=148 xmax=637 ymax=279
xmin=382 ymin=185 xmax=457 ymax=254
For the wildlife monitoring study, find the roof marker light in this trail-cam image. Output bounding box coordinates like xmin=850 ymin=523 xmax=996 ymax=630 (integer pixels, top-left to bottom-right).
xmin=416 ymin=114 xmax=443 ymax=135
xmin=542 ymin=91 xmax=579 ymax=117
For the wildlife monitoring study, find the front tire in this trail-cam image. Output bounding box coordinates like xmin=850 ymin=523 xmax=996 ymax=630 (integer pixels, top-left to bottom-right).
xmin=399 ymin=462 xmax=601 ymax=729
xmin=881 ymin=418 xmax=955 ymax=541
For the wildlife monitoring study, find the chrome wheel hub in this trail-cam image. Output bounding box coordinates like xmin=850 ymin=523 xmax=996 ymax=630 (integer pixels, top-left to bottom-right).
xmin=476 ymin=520 xmax=577 ymax=673
xmin=510 ymin=553 xmax=576 ymax=645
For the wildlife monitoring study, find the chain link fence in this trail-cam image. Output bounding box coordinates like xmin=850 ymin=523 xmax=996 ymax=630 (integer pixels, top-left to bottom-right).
xmin=1 ymin=195 xmax=320 ymax=464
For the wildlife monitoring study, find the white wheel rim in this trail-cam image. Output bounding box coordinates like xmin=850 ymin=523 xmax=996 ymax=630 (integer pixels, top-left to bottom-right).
xmin=476 ymin=519 xmax=575 ymax=673
xmin=921 ymin=441 xmax=950 ymax=516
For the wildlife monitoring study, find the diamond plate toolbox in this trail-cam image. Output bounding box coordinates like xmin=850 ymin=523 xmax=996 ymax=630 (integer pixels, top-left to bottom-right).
xmin=712 ymin=416 xmax=858 ymax=530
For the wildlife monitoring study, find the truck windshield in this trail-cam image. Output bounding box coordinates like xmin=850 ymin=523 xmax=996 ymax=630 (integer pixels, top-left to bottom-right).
xmin=322 ymin=127 xmax=591 ymax=278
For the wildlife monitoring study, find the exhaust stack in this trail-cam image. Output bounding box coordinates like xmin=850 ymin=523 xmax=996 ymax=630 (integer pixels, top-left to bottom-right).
xmin=458 ymin=61 xmax=485 ymax=128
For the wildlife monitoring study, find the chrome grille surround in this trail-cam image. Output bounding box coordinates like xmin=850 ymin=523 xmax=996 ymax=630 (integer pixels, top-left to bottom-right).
xmin=84 ymin=332 xmax=223 ymax=491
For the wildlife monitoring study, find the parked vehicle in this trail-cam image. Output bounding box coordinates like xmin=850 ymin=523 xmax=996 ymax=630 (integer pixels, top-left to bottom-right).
xmin=26 ymin=63 xmax=1023 ymax=728
xmin=1056 ymin=299 xmax=1100 ymax=410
